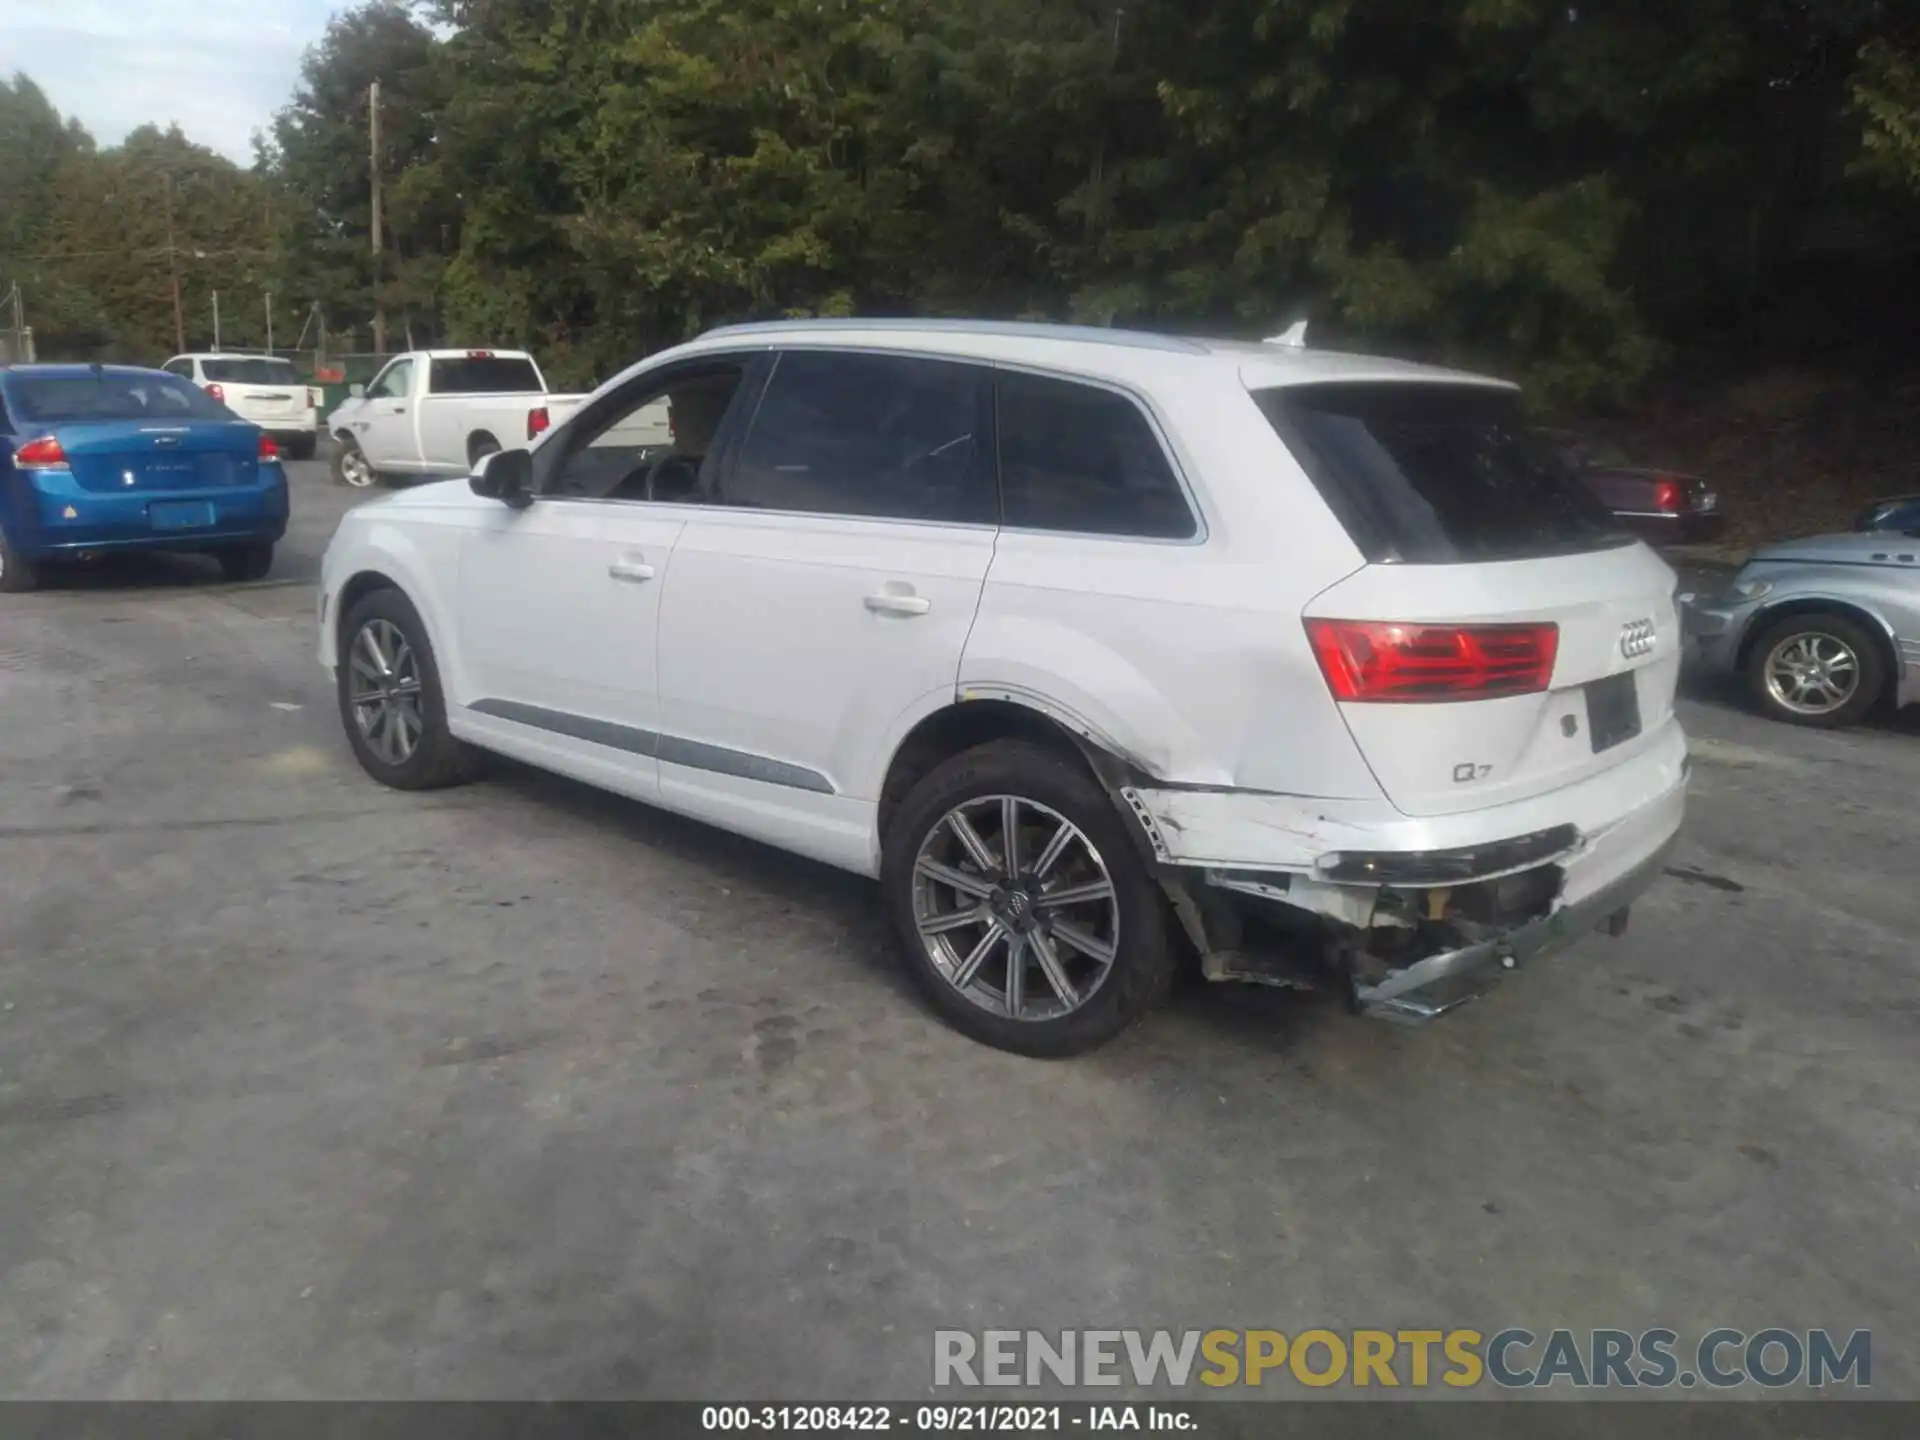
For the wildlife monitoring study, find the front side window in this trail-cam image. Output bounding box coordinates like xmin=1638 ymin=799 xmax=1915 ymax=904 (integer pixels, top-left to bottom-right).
xmin=366 ymin=360 xmax=413 ymax=401
xmin=723 ymin=350 xmax=994 ymax=524
xmin=996 ymin=372 xmax=1195 ymax=539
xmin=7 ymin=372 xmax=232 ymax=424
xmin=546 ymin=364 xmax=749 ymax=503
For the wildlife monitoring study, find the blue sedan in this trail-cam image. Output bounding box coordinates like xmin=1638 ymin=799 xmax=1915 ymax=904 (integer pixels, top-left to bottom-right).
xmin=0 ymin=363 xmax=290 ymax=592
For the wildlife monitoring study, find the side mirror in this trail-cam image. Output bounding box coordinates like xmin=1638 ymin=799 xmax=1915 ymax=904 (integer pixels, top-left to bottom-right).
xmin=471 ymin=447 xmax=535 ymax=509
xmin=348 ymin=383 xmax=366 ymax=398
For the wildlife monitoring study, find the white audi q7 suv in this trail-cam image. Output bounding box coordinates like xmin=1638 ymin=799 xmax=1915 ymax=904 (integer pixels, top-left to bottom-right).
xmin=318 ymin=320 xmax=1688 ymax=1056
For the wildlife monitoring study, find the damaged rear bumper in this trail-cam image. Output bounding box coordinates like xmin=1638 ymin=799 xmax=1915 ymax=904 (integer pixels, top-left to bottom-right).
xmin=1352 ymin=826 xmax=1677 ymax=1022
xmin=1126 ymin=722 xmax=1689 ymax=1022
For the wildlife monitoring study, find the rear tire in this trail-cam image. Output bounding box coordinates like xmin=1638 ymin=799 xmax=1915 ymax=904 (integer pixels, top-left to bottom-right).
xmin=468 ymin=432 xmax=502 ymax=467
xmin=217 ymin=542 xmax=274 ymax=583
xmin=337 ymin=587 xmax=481 ymax=790
xmin=289 ymin=434 xmax=317 ymax=461
xmin=1746 ymin=612 xmax=1885 ymax=729
xmin=881 ymin=739 xmax=1173 ymax=1057
xmin=0 ymin=526 xmax=41 ymax=593
xmin=331 ymin=436 xmax=378 ymax=489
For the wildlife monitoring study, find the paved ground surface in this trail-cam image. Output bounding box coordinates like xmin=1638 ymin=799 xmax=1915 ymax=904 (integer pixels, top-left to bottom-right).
xmin=1 ymin=463 xmax=1916 ymax=1403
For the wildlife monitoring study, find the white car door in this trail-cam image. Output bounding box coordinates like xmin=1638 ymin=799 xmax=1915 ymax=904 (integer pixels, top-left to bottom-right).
xmin=354 ymin=357 xmax=419 ymax=468
xmin=451 ymin=357 xmax=766 ymax=804
xmin=652 ymin=348 xmax=998 ymax=874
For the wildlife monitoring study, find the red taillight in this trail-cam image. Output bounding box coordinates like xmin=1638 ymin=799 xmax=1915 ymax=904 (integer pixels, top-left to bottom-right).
xmin=205 ymin=382 xmax=226 ymax=403
xmin=1653 ymin=478 xmax=1682 ymax=512
xmin=1306 ymin=619 xmax=1560 ymax=703
xmin=258 ymin=433 xmax=281 ymax=460
xmin=527 ymin=406 xmax=550 ymax=441
xmin=308 ymin=387 xmax=323 ymax=408
xmin=15 ymin=435 xmax=68 ymax=469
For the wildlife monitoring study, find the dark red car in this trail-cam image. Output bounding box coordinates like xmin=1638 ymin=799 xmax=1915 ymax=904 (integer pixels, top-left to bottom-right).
xmin=1538 ymin=431 xmax=1727 ymax=546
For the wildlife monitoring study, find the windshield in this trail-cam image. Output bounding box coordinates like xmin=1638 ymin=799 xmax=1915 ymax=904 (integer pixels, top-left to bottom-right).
xmin=201 ymin=357 xmax=300 ymax=385
xmin=7 ymin=372 xmax=235 ymax=425
xmin=429 ymin=356 xmax=543 ymax=395
xmin=1256 ymin=383 xmax=1631 ymax=563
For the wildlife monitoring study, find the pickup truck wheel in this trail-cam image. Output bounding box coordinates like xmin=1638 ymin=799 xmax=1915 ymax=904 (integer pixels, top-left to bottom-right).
xmin=882 ymin=739 xmax=1173 ymax=1057
xmin=0 ymin=525 xmax=42 ymax=593
xmin=337 ymin=588 xmax=481 ymax=790
xmin=332 ymin=436 xmax=377 ymax=489
xmin=468 ymin=433 xmax=502 ymax=466
xmin=288 ymin=434 xmax=317 ymax=461
xmin=1747 ymin=612 xmax=1884 ymax=728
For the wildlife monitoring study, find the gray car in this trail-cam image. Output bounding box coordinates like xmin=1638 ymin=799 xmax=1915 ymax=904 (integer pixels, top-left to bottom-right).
xmin=1681 ymin=531 xmax=1920 ymax=728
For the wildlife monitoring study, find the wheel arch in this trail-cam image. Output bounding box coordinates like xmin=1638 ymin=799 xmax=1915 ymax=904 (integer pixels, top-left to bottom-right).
xmin=466 ymin=430 xmax=501 ymax=466
xmin=875 ymin=697 xmax=1154 ymax=852
xmin=334 ymin=568 xmax=404 ymax=652
xmin=1736 ymin=597 xmax=1902 ymax=703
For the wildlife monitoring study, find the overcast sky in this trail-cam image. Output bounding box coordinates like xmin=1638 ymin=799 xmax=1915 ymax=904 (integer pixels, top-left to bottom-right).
xmin=0 ymin=0 xmax=339 ymax=164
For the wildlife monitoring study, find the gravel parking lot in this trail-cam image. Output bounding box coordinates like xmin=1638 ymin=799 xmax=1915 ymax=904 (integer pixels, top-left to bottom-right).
xmin=1 ymin=461 xmax=1916 ymax=1402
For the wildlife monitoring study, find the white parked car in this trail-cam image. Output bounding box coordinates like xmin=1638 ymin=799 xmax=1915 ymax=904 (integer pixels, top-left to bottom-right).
xmin=317 ymin=320 xmax=1689 ymax=1055
xmin=324 ymin=349 xmax=586 ymax=488
xmin=164 ymin=352 xmax=322 ymax=458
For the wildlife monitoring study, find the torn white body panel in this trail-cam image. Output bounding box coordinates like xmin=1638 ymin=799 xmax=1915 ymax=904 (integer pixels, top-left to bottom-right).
xmin=1124 ymin=716 xmax=1689 ymax=884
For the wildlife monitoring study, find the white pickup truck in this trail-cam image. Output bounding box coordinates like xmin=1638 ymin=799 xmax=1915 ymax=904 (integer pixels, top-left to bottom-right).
xmin=325 ymin=349 xmax=586 ymax=488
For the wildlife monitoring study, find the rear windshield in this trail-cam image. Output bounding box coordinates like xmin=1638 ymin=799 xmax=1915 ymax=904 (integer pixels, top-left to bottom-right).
xmin=428 ymin=356 xmax=543 ymax=395
xmin=201 ymin=357 xmax=300 ymax=384
xmin=6 ymin=372 xmax=234 ymax=425
xmin=1256 ymin=383 xmax=1630 ymax=563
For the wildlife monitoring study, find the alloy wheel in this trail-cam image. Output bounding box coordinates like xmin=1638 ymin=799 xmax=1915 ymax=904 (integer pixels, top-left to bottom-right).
xmin=347 ymin=617 xmax=425 ymax=764
xmin=910 ymin=794 xmax=1121 ymax=1022
xmin=340 ymin=448 xmax=374 ymax=488
xmin=1764 ymin=632 xmax=1860 ymax=717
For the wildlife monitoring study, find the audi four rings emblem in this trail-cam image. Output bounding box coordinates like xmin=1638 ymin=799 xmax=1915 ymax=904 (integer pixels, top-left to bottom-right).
xmin=1620 ymin=618 xmax=1657 ymax=658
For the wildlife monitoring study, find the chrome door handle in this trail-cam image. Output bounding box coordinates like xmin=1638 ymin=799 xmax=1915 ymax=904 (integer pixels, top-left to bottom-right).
xmin=608 ymin=559 xmax=656 ymax=582
xmin=864 ymin=590 xmax=931 ymax=616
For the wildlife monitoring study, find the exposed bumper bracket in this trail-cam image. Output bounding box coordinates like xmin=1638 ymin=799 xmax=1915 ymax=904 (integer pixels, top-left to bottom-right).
xmin=1353 ymin=837 xmax=1677 ymax=1024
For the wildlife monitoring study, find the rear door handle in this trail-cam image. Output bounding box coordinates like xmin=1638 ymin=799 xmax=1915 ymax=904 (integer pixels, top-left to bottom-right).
xmin=864 ymin=590 xmax=931 ymax=616
xmin=608 ymin=558 xmax=656 ymax=583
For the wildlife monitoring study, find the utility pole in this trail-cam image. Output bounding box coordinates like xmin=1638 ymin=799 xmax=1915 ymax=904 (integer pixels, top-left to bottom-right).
xmin=265 ymin=292 xmax=274 ymax=354
xmin=213 ymin=289 xmax=222 ymax=351
xmin=369 ymin=78 xmax=386 ymax=355
xmin=163 ymin=172 xmax=186 ymax=354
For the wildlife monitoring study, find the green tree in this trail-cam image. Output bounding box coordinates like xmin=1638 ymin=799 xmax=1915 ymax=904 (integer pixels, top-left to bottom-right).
xmin=264 ymin=0 xmax=451 ymax=352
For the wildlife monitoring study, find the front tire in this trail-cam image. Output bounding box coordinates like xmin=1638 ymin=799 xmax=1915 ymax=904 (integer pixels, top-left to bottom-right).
xmin=217 ymin=542 xmax=274 ymax=583
xmin=337 ymin=588 xmax=481 ymax=790
xmin=1747 ymin=612 xmax=1885 ymax=728
xmin=331 ymin=436 xmax=378 ymax=489
xmin=881 ymin=739 xmax=1173 ymax=1057
xmin=0 ymin=525 xmax=41 ymax=593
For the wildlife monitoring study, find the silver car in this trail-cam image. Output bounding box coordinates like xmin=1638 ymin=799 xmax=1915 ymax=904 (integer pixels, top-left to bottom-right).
xmin=1681 ymin=532 xmax=1920 ymax=727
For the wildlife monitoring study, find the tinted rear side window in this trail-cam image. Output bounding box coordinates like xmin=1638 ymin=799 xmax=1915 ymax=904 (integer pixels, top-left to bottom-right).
xmin=996 ymin=372 xmax=1194 ymax=539
xmin=8 ymin=372 xmax=233 ymax=424
xmin=1256 ymin=383 xmax=1629 ymax=563
xmin=725 ymin=350 xmax=995 ymax=524
xmin=429 ymin=356 xmax=543 ymax=394
xmin=201 ymin=358 xmax=300 ymax=384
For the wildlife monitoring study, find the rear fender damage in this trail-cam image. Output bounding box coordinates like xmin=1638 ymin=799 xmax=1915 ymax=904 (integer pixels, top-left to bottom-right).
xmin=1110 ymin=780 xmax=1655 ymax=1023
